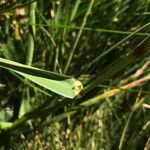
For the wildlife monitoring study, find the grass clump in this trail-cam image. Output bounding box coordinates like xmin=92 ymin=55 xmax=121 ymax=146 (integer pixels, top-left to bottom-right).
xmin=0 ymin=0 xmax=150 ymax=149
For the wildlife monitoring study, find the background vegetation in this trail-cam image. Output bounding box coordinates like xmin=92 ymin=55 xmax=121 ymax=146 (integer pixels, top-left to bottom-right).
xmin=0 ymin=0 xmax=150 ymax=149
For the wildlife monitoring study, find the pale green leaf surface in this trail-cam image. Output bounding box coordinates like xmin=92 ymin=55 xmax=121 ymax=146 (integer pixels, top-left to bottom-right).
xmin=0 ymin=58 xmax=83 ymax=98
xmin=15 ymin=70 xmax=82 ymax=98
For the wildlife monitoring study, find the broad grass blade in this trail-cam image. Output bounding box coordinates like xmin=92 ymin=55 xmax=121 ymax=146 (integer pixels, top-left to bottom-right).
xmin=0 ymin=58 xmax=83 ymax=98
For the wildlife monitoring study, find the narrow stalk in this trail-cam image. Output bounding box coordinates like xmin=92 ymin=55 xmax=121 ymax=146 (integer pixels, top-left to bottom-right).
xmin=26 ymin=1 xmax=37 ymax=66
xmin=78 ymin=22 xmax=150 ymax=75
xmin=64 ymin=0 xmax=95 ymax=73
xmin=20 ymin=1 xmax=37 ymax=117
xmin=29 ymin=22 xmax=150 ymax=36
xmin=118 ymin=91 xmax=143 ymax=150
xmin=26 ymin=34 xmax=34 ymax=65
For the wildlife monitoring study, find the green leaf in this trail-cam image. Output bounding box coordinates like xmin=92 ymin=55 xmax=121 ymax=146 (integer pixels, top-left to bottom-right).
xmin=0 ymin=121 xmax=13 ymax=130
xmin=0 ymin=58 xmax=83 ymax=98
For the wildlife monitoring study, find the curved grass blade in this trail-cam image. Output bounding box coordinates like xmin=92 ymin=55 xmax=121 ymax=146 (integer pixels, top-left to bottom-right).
xmin=0 ymin=58 xmax=83 ymax=98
